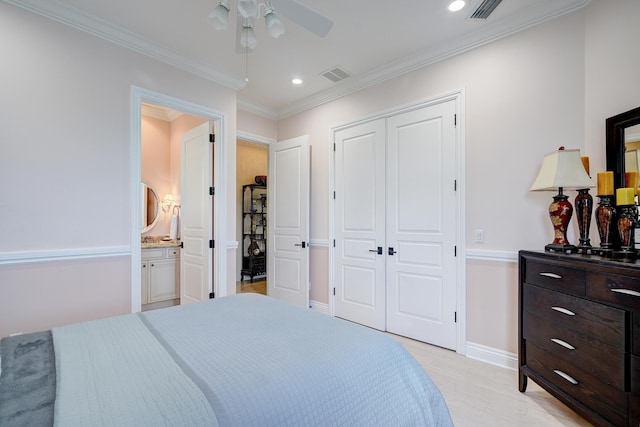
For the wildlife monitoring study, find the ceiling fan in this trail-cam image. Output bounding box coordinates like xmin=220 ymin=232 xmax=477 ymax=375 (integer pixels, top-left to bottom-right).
xmin=210 ymin=0 xmax=334 ymax=53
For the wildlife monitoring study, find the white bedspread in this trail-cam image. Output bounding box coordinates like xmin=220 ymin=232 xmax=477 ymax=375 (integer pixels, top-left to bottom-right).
xmin=53 ymin=294 xmax=453 ymax=426
xmin=52 ymin=315 xmax=218 ymax=426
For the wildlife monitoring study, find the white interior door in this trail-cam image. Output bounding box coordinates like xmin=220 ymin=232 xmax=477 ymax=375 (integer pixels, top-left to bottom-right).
xmin=333 ymin=100 xmax=458 ymax=349
xmin=267 ymin=135 xmax=310 ymax=307
xmin=180 ymin=122 xmax=212 ymax=304
xmin=386 ymin=102 xmax=457 ymax=350
xmin=334 ymin=120 xmax=386 ymax=330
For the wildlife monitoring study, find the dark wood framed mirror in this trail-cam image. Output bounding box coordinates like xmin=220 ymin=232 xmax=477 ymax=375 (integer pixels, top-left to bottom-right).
xmin=606 ymin=106 xmax=640 ymax=190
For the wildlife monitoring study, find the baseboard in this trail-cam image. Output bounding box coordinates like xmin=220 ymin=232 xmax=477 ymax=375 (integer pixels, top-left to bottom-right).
xmin=466 ymin=341 xmax=518 ymax=371
xmin=310 ymin=300 xmax=329 ymax=314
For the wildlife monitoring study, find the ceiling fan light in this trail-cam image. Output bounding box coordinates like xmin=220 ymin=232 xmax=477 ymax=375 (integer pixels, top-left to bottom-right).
xmin=265 ymin=11 xmax=285 ymax=38
xmin=209 ymin=1 xmax=230 ymax=30
xmin=237 ymin=0 xmax=258 ymax=18
xmin=240 ymin=25 xmax=257 ymax=49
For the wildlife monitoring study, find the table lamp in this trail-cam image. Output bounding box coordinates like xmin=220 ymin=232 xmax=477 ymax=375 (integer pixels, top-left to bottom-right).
xmin=530 ymin=147 xmax=595 ymax=253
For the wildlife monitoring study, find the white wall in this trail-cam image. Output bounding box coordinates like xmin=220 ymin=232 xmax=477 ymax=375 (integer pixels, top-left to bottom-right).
xmin=0 ymin=2 xmax=237 ymax=337
xmin=276 ymin=2 xmax=640 ymax=355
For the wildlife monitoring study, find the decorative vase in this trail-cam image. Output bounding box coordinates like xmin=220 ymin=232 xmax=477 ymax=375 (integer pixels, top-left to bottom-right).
xmin=248 ymin=239 xmax=260 ymax=256
xmin=616 ymin=205 xmax=636 ymax=257
xmin=575 ymin=188 xmax=593 ymax=254
xmin=596 ymin=195 xmax=615 ymax=256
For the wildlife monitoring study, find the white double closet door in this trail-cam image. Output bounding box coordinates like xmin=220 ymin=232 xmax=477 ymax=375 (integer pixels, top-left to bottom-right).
xmin=334 ymin=100 xmax=458 ymax=350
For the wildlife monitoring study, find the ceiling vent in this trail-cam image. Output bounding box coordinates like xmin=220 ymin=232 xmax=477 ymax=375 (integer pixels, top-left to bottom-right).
xmin=321 ymin=66 xmax=351 ymax=83
xmin=469 ymin=0 xmax=503 ymax=20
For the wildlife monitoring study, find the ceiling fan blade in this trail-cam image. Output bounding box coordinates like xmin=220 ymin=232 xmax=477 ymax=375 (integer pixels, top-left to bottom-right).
xmin=235 ymin=15 xmax=255 ymax=54
xmin=270 ymin=0 xmax=334 ymax=38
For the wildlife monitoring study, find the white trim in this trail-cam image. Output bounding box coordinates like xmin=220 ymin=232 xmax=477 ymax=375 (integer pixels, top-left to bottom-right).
xmin=310 ymin=300 xmax=329 ymax=314
xmin=466 ymin=341 xmax=518 ymax=371
xmin=4 ymin=0 xmax=246 ymax=92
xmin=131 ymin=86 xmax=228 ymax=313
xmin=466 ymin=249 xmax=519 ymax=262
xmin=271 ymin=0 xmax=592 ymax=119
xmin=309 ymin=239 xmax=330 ymax=247
xmin=5 ymin=0 xmax=590 ymax=121
xmin=236 ymin=131 xmax=276 ymax=145
xmin=329 ymin=90 xmax=467 ymax=355
xmin=0 ymin=246 xmax=129 ymax=265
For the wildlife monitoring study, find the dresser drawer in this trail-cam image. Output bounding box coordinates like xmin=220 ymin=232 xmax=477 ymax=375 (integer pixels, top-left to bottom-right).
xmin=586 ymin=271 xmax=640 ymax=311
xmin=523 ymin=284 xmax=626 ymax=349
xmin=523 ymin=311 xmax=625 ymax=389
xmin=526 ymin=344 xmax=628 ymax=427
xmin=524 ymin=258 xmax=585 ymax=294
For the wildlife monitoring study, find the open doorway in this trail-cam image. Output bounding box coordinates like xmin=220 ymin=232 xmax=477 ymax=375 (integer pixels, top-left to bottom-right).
xmin=131 ymin=86 xmax=227 ymax=313
xmin=236 ymin=139 xmax=268 ymax=295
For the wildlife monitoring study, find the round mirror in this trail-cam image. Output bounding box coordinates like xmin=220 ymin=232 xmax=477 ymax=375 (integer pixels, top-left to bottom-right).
xmin=141 ymin=181 xmax=160 ymax=233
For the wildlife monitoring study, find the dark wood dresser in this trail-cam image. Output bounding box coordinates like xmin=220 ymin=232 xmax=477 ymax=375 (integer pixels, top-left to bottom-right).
xmin=519 ymin=250 xmax=640 ymax=427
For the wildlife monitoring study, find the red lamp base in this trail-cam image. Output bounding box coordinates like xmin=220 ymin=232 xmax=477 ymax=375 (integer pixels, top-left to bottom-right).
xmin=545 ymin=192 xmax=577 ymax=254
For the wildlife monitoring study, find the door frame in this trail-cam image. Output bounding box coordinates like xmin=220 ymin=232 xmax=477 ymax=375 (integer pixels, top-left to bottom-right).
xmin=236 ymin=131 xmax=276 ymax=286
xmin=329 ymin=89 xmax=467 ymax=354
xmin=130 ymin=86 xmax=228 ymax=312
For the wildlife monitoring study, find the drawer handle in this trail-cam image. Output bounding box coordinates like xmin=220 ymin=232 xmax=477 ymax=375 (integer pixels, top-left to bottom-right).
xmin=551 ymin=306 xmax=575 ymax=316
xmin=611 ymin=288 xmax=640 ymax=297
xmin=540 ymin=272 xmax=562 ymax=279
xmin=550 ymin=338 xmax=575 ymax=350
xmin=553 ymin=369 xmax=578 ymax=385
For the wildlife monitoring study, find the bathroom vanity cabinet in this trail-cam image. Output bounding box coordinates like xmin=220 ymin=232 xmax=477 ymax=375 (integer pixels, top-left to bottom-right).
xmin=142 ymin=246 xmax=180 ymax=310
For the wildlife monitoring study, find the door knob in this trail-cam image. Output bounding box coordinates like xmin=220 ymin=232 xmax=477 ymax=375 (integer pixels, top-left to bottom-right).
xmin=368 ymin=247 xmax=383 ymax=255
xmin=388 ymin=247 xmax=397 ymax=255
xmin=294 ymin=241 xmax=307 ymax=248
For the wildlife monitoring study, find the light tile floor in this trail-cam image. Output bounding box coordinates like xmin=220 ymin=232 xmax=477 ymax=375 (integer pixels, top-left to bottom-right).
xmin=390 ymin=334 xmax=592 ymax=426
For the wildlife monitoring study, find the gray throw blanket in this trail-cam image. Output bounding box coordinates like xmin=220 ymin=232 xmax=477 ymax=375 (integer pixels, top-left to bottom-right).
xmin=0 ymin=331 xmax=56 ymax=426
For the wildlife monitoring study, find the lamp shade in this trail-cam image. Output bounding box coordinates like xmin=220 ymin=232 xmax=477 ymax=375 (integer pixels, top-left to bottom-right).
xmin=238 ymin=0 xmax=258 ymax=18
xmin=530 ymin=148 xmax=594 ymax=191
xmin=209 ymin=1 xmax=230 ymax=30
xmin=240 ymin=25 xmax=257 ymax=49
xmin=265 ymin=11 xmax=285 ymax=38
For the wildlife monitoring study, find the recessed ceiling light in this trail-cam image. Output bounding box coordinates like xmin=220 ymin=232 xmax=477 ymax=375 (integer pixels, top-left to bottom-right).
xmin=448 ymin=0 xmax=466 ymax=12
xmin=291 ymin=77 xmax=303 ymax=85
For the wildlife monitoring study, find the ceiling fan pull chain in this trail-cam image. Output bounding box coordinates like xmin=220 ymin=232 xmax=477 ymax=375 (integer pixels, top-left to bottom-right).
xmin=244 ymin=42 xmax=250 ymax=82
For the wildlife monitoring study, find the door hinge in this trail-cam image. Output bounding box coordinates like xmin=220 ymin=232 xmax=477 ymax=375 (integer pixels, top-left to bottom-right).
xmin=454 ymin=311 xmax=457 ymax=323
xmin=454 ymin=114 xmax=457 ymax=126
xmin=333 ymin=287 xmax=336 ymax=296
xmin=333 ymin=191 xmax=336 ymax=199
xmin=210 ymin=186 xmax=215 ymax=196
xmin=210 ymin=240 xmax=215 ymax=249
xmin=454 ymin=180 xmax=457 ymax=191
xmin=209 ymin=292 xmax=215 ymax=299
xmin=209 ymin=134 xmax=215 ymax=143
xmin=454 ymin=245 xmax=457 ymax=256
xmin=333 ymin=239 xmax=336 ymax=247
xmin=180 ymin=242 xmax=184 ymax=248
xmin=333 ymin=143 xmax=336 ymax=151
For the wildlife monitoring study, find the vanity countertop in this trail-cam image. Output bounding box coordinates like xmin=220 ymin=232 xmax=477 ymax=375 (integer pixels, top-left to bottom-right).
xmin=141 ymin=237 xmax=181 ymax=249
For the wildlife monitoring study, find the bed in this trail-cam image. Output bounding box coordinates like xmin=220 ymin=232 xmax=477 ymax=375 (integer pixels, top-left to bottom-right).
xmin=0 ymin=293 xmax=453 ymax=426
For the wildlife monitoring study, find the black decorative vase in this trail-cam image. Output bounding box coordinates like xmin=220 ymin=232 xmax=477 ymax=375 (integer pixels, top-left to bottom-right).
xmin=596 ymin=195 xmax=615 ymax=257
xmin=575 ymin=188 xmax=593 ymax=254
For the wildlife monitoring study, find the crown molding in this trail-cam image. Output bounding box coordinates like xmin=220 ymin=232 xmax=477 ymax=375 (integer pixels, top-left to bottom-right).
xmin=4 ymin=0 xmax=247 ymax=91
xmin=6 ymin=0 xmax=590 ymax=121
xmin=273 ymin=0 xmax=591 ymax=120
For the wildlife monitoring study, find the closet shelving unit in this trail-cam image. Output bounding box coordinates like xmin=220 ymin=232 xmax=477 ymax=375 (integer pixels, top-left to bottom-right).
xmin=241 ymin=184 xmax=267 ymax=282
